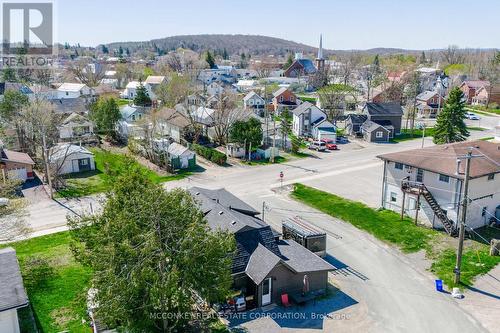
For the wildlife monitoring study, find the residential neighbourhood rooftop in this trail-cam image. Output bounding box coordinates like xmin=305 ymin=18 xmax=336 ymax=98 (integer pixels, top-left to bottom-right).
xmin=0 ymin=248 xmax=28 ymax=312
xmin=378 ymin=140 xmax=500 ymax=179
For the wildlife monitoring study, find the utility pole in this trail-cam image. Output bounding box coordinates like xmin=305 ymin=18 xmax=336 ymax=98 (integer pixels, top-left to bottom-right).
xmin=454 ymin=150 xmax=472 ymax=285
xmin=41 ymin=130 xmax=53 ymax=199
xmin=421 ymin=124 xmax=426 ymax=148
xmin=262 ymin=201 xmax=265 ymax=222
xmin=271 ymin=119 xmax=276 ymax=163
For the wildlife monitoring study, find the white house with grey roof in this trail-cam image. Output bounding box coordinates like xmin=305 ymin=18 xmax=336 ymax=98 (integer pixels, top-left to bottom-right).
xmin=292 ymin=102 xmax=336 ymax=140
xmin=243 ymin=91 xmax=265 ymax=113
xmin=378 ymin=140 xmax=500 ymax=233
xmin=0 ymin=248 xmax=29 ymax=333
xmin=189 ymin=187 xmax=335 ymax=308
xmin=56 ymin=83 xmax=92 ymax=99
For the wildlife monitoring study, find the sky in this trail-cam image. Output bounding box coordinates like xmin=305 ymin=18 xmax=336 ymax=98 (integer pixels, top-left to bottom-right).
xmin=54 ymin=0 xmax=500 ymax=50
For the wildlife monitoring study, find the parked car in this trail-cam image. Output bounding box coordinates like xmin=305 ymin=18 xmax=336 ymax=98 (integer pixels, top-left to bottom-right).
xmin=321 ymin=139 xmax=338 ymax=150
xmin=308 ymin=141 xmax=326 ymax=151
xmin=465 ymin=112 xmax=480 ymax=120
xmin=337 ymin=136 xmax=349 ymax=144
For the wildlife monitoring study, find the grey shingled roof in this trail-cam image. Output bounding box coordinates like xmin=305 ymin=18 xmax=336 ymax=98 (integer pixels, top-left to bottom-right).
xmin=347 ymin=114 xmax=368 ymax=125
xmin=278 ymin=240 xmax=335 ymax=273
xmin=291 ymin=101 xmax=315 ymax=116
xmin=245 ymin=244 xmax=281 ymax=284
xmin=365 ymin=102 xmax=403 ymax=116
xmin=361 ymin=120 xmax=389 ymax=133
xmin=190 ymin=187 xmax=260 ymax=216
xmin=0 ymin=248 xmax=28 ymax=312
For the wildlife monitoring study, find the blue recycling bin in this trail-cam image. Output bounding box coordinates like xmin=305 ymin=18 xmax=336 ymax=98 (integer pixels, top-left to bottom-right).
xmin=435 ymin=279 xmax=443 ymax=292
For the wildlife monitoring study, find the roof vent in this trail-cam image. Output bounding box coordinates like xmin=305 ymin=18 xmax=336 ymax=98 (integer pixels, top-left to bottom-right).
xmin=231 ymin=220 xmax=237 ymax=225
xmin=218 ymin=211 xmax=224 ymax=215
xmin=195 ymin=192 xmax=200 ymax=195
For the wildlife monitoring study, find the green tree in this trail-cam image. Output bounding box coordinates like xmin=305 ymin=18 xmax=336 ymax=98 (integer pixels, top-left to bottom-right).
xmin=133 ymin=83 xmax=152 ymax=106
xmin=89 ymin=97 xmax=121 ymax=138
xmin=229 ymin=118 xmax=263 ymax=158
xmin=433 ymin=87 xmax=469 ymax=144
xmin=373 ymin=54 xmax=381 ymax=74
xmin=284 ymin=53 xmax=294 ymax=69
xmin=156 ymin=74 xmax=191 ymax=107
xmin=69 ymin=165 xmax=235 ymax=332
xmin=0 ymin=90 xmax=29 ymax=121
xmin=205 ymin=50 xmax=216 ymax=69
xmin=279 ymin=111 xmax=292 ymax=150
xmin=222 ymin=48 xmax=229 ymax=60
xmin=2 ymin=67 xmax=17 ymax=82
xmin=290 ymin=133 xmax=302 ymax=154
xmin=101 ymin=45 xmax=109 ymax=54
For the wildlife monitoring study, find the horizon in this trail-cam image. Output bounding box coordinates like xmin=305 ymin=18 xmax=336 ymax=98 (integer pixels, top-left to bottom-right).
xmin=55 ymin=0 xmax=500 ymax=50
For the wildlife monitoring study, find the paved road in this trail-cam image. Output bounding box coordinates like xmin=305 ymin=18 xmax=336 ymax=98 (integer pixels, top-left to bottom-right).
xmin=21 ymin=129 xmax=498 ymax=332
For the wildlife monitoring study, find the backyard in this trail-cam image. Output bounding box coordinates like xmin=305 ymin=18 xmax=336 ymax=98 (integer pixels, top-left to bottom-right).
xmin=292 ymin=184 xmax=500 ymax=288
xmin=2 ymin=232 xmax=91 ymax=333
xmin=57 ymin=148 xmax=191 ymax=198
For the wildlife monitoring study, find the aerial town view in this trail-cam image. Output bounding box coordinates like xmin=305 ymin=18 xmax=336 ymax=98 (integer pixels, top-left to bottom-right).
xmin=0 ymin=0 xmax=499 ymax=332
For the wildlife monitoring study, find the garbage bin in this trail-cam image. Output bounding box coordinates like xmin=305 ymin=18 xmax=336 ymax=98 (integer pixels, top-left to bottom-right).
xmin=435 ymin=279 xmax=443 ymax=292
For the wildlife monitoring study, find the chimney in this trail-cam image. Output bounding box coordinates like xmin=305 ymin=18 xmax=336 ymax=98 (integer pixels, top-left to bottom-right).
xmin=455 ymin=159 xmax=461 ymax=175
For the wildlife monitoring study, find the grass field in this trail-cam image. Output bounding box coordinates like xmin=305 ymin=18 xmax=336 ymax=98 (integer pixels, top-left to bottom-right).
xmin=392 ymin=126 xmax=485 ymax=143
xmin=292 ymin=184 xmax=500 ymax=288
xmin=3 ymin=232 xmax=91 ymax=333
xmin=466 ymin=106 xmax=500 ymax=116
xmin=57 ymin=148 xmax=191 ymax=198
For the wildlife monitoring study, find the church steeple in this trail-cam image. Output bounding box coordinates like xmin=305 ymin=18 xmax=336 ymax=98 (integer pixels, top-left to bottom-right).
xmin=316 ymin=34 xmax=325 ymax=71
xmin=317 ymin=34 xmax=323 ymax=60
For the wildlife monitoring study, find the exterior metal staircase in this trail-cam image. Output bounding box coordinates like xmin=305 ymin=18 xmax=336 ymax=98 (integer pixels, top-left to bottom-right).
xmin=401 ymin=181 xmax=458 ymax=236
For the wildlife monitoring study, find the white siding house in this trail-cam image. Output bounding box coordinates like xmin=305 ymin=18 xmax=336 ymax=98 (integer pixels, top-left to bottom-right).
xmin=291 ymin=102 xmax=328 ymax=137
xmin=379 ymin=141 xmax=500 ymax=231
xmin=56 ymin=83 xmax=91 ymax=99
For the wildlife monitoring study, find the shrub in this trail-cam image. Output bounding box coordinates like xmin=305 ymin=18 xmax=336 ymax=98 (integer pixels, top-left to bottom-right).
xmin=191 ymin=144 xmax=226 ymax=165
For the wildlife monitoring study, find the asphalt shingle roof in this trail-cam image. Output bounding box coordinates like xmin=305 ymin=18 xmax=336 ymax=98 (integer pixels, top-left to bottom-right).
xmin=365 ymin=102 xmax=404 ymax=116
xmin=0 ymin=248 xmax=28 ymax=312
xmin=378 ymin=140 xmax=500 ymax=179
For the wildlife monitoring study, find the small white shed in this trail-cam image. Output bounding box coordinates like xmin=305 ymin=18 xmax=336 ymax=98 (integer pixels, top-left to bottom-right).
xmin=50 ymin=144 xmax=96 ymax=175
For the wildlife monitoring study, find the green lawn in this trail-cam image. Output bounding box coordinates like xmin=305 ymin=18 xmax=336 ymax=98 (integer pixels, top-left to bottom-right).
xmin=57 ymin=149 xmax=191 ymax=198
xmin=117 ymin=98 xmax=131 ymax=106
xmin=292 ymin=184 xmax=500 ymax=288
xmin=392 ymin=126 xmax=485 ymax=143
xmin=391 ymin=128 xmax=435 ymax=143
xmin=2 ymin=232 xmax=91 ymax=333
xmin=466 ymin=106 xmax=500 ymax=116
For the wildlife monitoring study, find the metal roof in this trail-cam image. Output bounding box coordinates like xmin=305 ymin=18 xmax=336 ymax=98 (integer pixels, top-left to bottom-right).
xmin=0 ymin=248 xmax=28 ymax=312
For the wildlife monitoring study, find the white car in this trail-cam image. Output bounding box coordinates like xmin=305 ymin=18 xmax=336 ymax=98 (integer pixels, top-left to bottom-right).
xmin=308 ymin=141 xmax=327 ymax=152
xmin=465 ymin=112 xmax=480 ymax=120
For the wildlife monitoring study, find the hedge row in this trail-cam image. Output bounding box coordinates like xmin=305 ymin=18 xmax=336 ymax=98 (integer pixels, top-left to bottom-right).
xmin=191 ymin=144 xmax=227 ymax=165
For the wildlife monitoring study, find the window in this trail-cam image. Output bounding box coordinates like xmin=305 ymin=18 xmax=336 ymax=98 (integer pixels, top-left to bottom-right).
xmin=290 ymin=96 xmax=294 ymax=102
xmin=439 ymin=174 xmax=450 ymax=183
xmin=395 ymin=162 xmax=404 ymax=170
xmin=488 ymin=174 xmax=495 ymax=181
xmin=65 ymin=91 xmax=69 ymax=96
xmin=482 ymin=207 xmax=487 ymax=216
xmin=280 ymin=96 xmax=284 ymax=102
xmin=376 ymin=131 xmax=383 ymax=138
xmin=390 ymin=192 xmax=397 ymax=203
xmin=416 ymin=168 xmax=424 ymax=182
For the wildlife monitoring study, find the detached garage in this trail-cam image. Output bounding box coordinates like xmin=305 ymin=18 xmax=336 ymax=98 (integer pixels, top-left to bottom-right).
xmin=49 ymin=144 xmax=95 ymax=175
xmin=0 ymin=148 xmax=35 ymax=182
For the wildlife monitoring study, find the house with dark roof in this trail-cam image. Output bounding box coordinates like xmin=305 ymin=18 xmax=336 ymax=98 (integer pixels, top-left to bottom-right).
xmin=0 ymin=248 xmax=29 ymax=333
xmin=284 ymin=54 xmax=317 ymax=78
xmin=357 ymin=102 xmax=403 ymax=142
xmin=189 ymin=187 xmax=335 ymax=308
xmin=345 ymin=114 xmax=368 ymax=137
xmin=377 ymin=140 xmax=500 ymax=233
